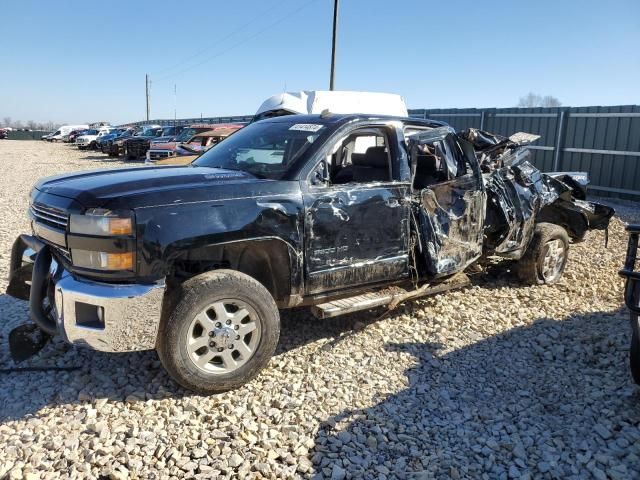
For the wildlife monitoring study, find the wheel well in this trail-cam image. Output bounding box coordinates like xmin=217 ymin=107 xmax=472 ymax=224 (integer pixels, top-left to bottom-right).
xmin=536 ymin=203 xmax=587 ymax=241
xmin=167 ymin=239 xmax=292 ymax=302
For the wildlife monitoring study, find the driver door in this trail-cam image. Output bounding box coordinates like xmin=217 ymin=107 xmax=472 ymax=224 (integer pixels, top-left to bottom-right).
xmin=303 ymin=126 xmax=411 ymax=294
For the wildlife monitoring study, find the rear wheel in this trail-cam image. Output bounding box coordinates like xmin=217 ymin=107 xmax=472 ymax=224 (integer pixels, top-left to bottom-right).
xmin=517 ymin=223 xmax=569 ymax=285
xmin=157 ymin=270 xmax=280 ymax=394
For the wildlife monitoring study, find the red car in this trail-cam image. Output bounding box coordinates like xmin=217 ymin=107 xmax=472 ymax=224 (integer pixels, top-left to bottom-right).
xmin=146 ymin=123 xmax=243 ymax=162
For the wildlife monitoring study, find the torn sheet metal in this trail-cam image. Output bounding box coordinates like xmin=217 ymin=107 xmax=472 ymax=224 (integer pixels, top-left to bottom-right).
xmin=412 ymin=127 xmax=614 ymax=270
xmin=459 ymin=128 xmax=614 ymax=257
xmin=418 ymin=180 xmax=486 ymax=276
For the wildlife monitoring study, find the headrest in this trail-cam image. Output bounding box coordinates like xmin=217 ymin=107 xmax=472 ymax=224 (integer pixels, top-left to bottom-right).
xmin=352 ymin=146 xmax=388 ymax=168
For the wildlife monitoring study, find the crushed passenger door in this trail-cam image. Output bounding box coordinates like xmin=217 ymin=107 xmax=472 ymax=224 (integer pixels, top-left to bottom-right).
xmin=409 ymin=129 xmax=486 ymax=277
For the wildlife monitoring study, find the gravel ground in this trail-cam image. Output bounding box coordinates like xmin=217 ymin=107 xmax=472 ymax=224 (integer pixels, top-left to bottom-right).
xmin=0 ymin=140 xmax=639 ymax=479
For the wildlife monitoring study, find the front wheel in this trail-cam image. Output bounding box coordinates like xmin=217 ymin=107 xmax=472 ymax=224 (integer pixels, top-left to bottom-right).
xmin=157 ymin=270 xmax=280 ymax=394
xmin=517 ymin=223 xmax=569 ymax=285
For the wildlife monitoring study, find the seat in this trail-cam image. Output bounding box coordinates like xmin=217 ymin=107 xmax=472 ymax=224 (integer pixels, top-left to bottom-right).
xmin=414 ymin=153 xmax=443 ymax=189
xmin=352 ymin=147 xmax=390 ymax=182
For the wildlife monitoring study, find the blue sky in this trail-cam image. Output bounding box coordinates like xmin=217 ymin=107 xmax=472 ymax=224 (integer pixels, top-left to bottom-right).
xmin=1 ymin=0 xmax=638 ymax=125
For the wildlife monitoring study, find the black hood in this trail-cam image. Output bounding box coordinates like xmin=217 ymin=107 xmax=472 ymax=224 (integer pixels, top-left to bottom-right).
xmin=34 ymin=166 xmax=265 ymax=210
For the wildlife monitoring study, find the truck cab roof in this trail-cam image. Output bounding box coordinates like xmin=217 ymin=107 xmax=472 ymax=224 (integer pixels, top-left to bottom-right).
xmin=258 ymin=112 xmax=448 ymax=129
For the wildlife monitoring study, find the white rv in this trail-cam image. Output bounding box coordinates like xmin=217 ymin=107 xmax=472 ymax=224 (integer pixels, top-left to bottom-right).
xmin=253 ymin=90 xmax=408 ymax=121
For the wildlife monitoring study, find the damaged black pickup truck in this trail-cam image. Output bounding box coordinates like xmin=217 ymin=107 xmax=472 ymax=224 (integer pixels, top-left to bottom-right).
xmin=7 ymin=113 xmax=614 ymax=393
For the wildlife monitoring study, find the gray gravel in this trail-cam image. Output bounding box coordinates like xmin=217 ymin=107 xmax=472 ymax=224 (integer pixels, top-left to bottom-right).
xmin=0 ymin=140 xmax=639 ymax=479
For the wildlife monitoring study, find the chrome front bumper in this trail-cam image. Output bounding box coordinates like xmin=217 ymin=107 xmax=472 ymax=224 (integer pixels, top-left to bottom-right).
xmin=7 ymin=235 xmax=165 ymax=353
xmin=54 ymin=271 xmax=165 ymax=352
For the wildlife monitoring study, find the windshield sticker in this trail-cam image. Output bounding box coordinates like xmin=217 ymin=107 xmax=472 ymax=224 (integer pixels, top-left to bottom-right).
xmin=289 ymin=124 xmax=324 ymax=132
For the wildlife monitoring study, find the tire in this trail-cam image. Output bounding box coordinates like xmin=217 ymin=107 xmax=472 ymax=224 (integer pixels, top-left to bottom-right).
xmin=631 ymin=320 xmax=640 ymax=384
xmin=517 ymin=222 xmax=570 ymax=285
xmin=157 ymin=269 xmax=280 ymax=394
xmin=108 ymin=152 xmax=118 ymax=158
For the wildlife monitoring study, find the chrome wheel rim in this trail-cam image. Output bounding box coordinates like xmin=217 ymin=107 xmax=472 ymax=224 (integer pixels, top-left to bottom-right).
xmin=541 ymin=239 xmax=566 ymax=282
xmin=186 ymin=300 xmax=261 ymax=375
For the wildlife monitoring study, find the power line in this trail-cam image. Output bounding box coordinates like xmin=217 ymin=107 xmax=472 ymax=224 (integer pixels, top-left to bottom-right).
xmin=153 ymin=0 xmax=288 ymax=77
xmin=155 ymin=0 xmax=317 ymax=82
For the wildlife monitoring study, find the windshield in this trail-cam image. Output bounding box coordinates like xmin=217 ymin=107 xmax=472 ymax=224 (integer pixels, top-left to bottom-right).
xmin=137 ymin=128 xmax=160 ymax=136
xmin=193 ymin=121 xmax=327 ymax=180
xmin=176 ymin=128 xmax=196 ymax=142
xmin=162 ymin=126 xmax=177 ymax=136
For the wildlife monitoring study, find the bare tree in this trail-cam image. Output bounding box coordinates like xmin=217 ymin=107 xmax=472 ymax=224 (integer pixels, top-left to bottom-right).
xmin=2 ymin=117 xmax=10 ymax=128
xmin=517 ymin=92 xmax=562 ymax=108
xmin=26 ymin=120 xmax=37 ymax=130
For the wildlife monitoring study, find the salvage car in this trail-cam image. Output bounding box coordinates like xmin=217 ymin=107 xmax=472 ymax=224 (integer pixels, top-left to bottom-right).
xmin=621 ymin=225 xmax=640 ymax=383
xmin=7 ymin=113 xmax=614 ymax=394
xmin=96 ymin=128 xmax=128 ymax=152
xmin=74 ymin=129 xmax=102 ymax=150
xmin=123 ymin=126 xmax=170 ymax=160
xmin=147 ymin=124 xmax=241 ymax=163
xmin=146 ymin=125 xmax=243 ymax=164
xmin=105 ymin=128 xmax=139 ymax=157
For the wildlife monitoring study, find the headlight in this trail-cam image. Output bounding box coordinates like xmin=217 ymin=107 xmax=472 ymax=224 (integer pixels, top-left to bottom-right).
xmin=69 ymin=209 xmax=133 ymax=235
xmin=69 ymin=209 xmax=135 ymax=271
xmin=71 ymin=250 xmax=134 ymax=270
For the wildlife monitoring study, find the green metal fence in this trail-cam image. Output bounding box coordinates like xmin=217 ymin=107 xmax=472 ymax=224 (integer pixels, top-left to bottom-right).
xmin=408 ymin=105 xmax=640 ymax=200
xmin=127 ymin=104 xmax=640 ymax=199
xmin=4 ymin=130 xmax=51 ymax=140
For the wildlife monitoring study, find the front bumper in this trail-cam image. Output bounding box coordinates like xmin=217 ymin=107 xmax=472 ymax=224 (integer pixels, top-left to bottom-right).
xmin=7 ymin=235 xmax=165 ymax=352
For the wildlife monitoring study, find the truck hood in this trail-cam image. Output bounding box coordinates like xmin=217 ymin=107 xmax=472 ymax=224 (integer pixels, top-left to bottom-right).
xmin=34 ymin=165 xmax=262 ymax=209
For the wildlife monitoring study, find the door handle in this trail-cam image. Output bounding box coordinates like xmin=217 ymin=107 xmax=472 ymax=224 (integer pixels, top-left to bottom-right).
xmin=316 ymin=197 xmax=343 ymax=206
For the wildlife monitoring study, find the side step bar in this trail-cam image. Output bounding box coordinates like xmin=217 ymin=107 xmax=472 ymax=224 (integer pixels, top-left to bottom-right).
xmin=311 ymin=273 xmax=470 ymax=319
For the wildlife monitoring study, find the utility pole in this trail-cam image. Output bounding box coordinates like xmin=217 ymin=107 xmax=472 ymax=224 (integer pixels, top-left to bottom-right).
xmin=329 ymin=0 xmax=339 ymax=90
xmin=174 ymin=84 xmax=177 ymax=126
xmin=145 ymin=74 xmax=150 ymax=121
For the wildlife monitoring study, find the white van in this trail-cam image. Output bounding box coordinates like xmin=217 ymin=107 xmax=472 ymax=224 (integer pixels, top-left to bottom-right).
xmin=47 ymin=125 xmax=89 ymax=142
xmin=253 ymin=90 xmax=408 ymax=121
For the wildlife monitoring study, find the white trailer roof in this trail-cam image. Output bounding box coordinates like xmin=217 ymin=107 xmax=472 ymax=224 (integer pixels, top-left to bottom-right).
xmin=255 ymin=90 xmax=408 ymax=118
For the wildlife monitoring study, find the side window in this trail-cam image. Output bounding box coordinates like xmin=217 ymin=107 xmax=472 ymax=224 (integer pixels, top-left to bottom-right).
xmin=413 ymin=134 xmax=472 ymax=189
xmin=329 ymin=128 xmax=392 ymax=185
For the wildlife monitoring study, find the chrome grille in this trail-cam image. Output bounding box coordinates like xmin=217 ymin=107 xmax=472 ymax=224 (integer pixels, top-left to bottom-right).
xmin=30 ymin=203 xmax=69 ymax=230
xmin=149 ymin=150 xmax=172 ymax=161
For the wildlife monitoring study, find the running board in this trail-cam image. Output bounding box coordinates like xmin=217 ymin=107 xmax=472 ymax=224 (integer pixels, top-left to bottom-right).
xmin=310 ymin=273 xmax=470 ymax=319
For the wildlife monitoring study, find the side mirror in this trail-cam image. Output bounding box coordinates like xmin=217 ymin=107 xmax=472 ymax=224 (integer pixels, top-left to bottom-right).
xmin=311 ymin=160 xmax=329 ymax=186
